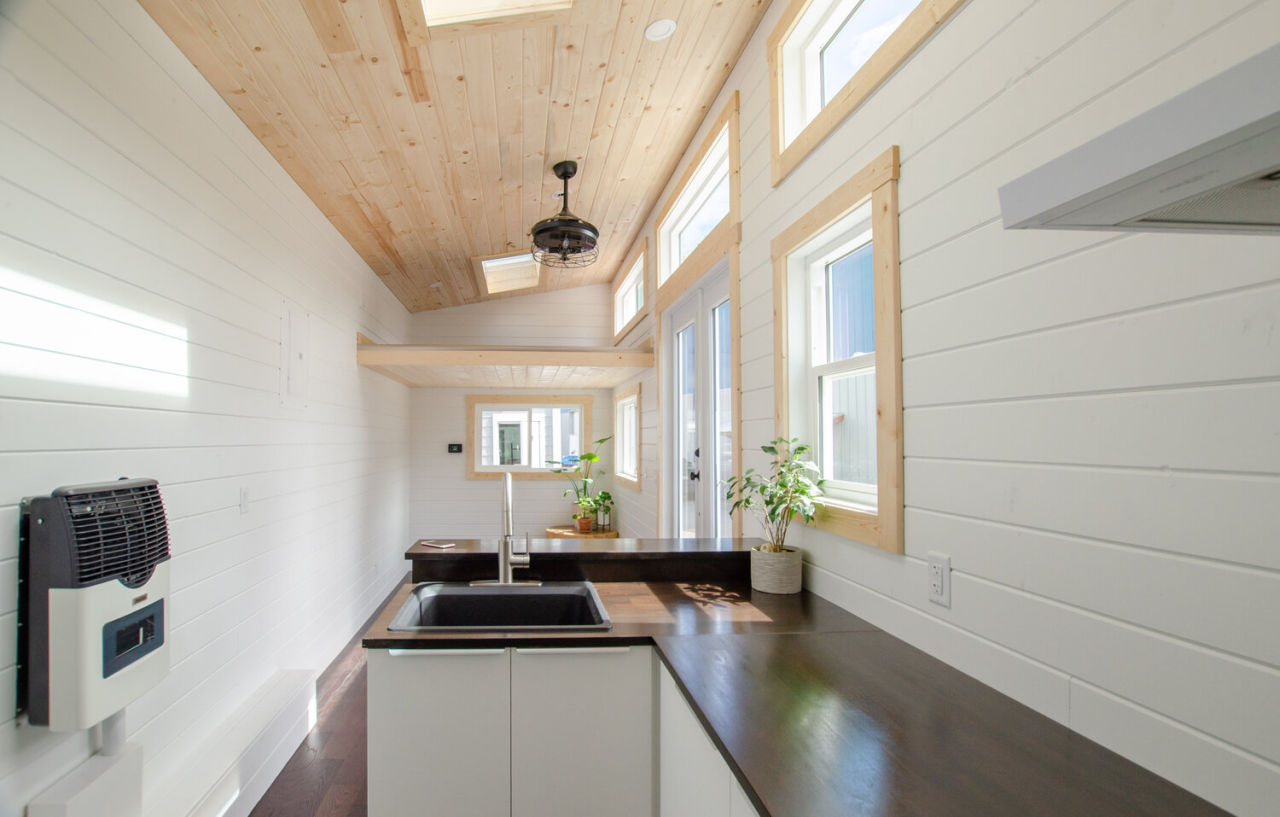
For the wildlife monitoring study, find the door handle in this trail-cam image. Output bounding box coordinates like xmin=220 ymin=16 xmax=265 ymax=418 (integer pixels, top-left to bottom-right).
xmin=689 ymin=470 xmax=700 ymax=481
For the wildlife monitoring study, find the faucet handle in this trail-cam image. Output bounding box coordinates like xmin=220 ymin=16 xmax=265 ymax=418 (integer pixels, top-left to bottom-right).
xmin=511 ymin=532 xmax=531 ymax=566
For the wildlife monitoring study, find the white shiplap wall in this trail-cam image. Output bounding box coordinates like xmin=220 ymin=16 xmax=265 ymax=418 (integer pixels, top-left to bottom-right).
xmin=407 ymin=284 xmax=612 ymax=346
xmin=648 ymin=0 xmax=1280 ymax=814
xmin=0 ymin=1 xmax=411 ymax=815
xmin=409 ymin=388 xmax=614 ymax=539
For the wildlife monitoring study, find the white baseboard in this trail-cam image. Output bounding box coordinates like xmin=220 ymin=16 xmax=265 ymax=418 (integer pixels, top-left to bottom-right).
xmin=147 ymin=566 xmax=407 ymax=817
xmin=144 ymin=670 xmax=315 ymax=817
xmin=28 ymin=743 xmax=143 ymax=817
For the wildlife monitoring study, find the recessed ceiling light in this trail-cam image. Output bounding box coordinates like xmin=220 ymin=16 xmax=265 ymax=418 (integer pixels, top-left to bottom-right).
xmin=644 ymin=19 xmax=676 ymax=42
xmin=428 ymin=281 xmax=444 ymax=289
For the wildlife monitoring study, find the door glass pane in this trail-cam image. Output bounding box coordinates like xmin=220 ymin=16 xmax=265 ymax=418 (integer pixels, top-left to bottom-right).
xmin=820 ymin=368 xmax=878 ymax=488
xmin=498 ymin=422 xmax=523 ymax=465
xmin=712 ymin=300 xmax=733 ymax=537
xmin=677 ymin=324 xmax=698 ymax=537
xmin=827 ymin=242 xmax=875 ymax=362
xmin=820 ymin=0 xmax=916 ymax=105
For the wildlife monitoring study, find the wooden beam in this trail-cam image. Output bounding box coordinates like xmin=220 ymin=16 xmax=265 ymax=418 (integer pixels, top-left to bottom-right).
xmin=356 ymin=345 xmax=654 ymax=368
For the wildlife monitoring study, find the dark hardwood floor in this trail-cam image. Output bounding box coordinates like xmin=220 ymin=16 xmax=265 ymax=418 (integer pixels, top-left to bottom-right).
xmin=249 ymin=592 xmax=391 ymax=817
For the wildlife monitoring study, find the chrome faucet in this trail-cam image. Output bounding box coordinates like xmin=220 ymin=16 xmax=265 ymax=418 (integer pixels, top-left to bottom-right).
xmin=497 ymin=472 xmax=531 ymax=584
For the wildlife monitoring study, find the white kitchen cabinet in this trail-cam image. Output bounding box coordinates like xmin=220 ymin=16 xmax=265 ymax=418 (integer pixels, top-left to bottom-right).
xmin=511 ymin=646 xmax=655 ymax=817
xmin=368 ymin=645 xmax=656 ymax=817
xmin=659 ymin=665 xmax=765 ymax=817
xmin=367 ymin=648 xmax=511 ymax=817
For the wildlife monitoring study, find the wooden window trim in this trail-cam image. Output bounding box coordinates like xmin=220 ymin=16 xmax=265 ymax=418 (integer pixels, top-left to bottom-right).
xmin=612 ymin=238 xmax=650 ymax=346
xmin=465 ymin=393 xmax=593 ymax=481
xmin=767 ymin=0 xmax=964 ymax=187
xmin=654 ymin=91 xmax=741 ymax=310
xmin=770 ymin=146 xmax=903 ymax=553
xmin=613 ymin=382 xmax=642 ymax=491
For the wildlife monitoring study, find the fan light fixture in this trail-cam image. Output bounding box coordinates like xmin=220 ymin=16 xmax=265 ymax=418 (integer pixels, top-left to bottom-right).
xmin=530 ymin=160 xmax=599 ymax=268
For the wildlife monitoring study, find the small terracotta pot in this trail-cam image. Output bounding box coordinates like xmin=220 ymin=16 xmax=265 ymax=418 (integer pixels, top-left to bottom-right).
xmin=575 ymin=517 xmax=593 ymax=533
xmin=750 ymin=546 xmax=802 ymax=594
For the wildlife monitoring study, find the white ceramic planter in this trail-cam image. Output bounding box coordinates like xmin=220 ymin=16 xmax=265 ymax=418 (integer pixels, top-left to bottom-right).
xmin=750 ymin=546 xmax=802 ymax=594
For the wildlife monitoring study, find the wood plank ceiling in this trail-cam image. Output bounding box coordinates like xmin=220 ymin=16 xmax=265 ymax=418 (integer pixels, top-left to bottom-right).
xmin=140 ymin=0 xmax=768 ymax=312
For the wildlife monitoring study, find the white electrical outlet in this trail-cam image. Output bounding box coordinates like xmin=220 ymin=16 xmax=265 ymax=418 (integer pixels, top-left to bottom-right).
xmin=927 ymin=552 xmax=951 ymax=608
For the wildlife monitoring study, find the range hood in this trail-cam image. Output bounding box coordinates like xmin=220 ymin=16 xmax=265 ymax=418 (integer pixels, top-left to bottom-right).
xmin=999 ymin=43 xmax=1280 ymax=234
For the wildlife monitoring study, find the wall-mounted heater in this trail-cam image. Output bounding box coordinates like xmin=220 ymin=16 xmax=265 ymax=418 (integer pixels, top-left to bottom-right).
xmin=998 ymin=43 xmax=1280 ymax=234
xmin=18 ymin=478 xmax=171 ymax=731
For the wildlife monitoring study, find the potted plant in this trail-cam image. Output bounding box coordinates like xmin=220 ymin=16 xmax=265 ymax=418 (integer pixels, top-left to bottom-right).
xmin=550 ymin=436 xmax=612 ymax=532
xmin=724 ymin=437 xmax=825 ymax=594
xmin=593 ymin=490 xmax=613 ymax=531
xmin=573 ymin=495 xmax=597 ymax=532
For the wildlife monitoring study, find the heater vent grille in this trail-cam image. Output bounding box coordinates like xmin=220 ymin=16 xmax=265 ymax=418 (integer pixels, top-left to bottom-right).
xmin=64 ymin=484 xmax=170 ymax=587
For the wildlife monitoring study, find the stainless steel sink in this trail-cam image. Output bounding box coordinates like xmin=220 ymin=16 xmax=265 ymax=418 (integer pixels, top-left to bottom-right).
xmin=388 ymin=582 xmax=612 ymax=632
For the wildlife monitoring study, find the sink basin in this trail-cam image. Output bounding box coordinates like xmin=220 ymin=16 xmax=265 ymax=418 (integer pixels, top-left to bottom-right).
xmin=388 ymin=582 xmax=612 ymax=632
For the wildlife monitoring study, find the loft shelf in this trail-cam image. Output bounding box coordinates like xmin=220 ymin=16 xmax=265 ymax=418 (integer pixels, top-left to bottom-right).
xmin=356 ymin=338 xmax=653 ymax=389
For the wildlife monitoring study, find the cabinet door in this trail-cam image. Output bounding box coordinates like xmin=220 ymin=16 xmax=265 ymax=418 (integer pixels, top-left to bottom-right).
xmin=511 ymin=646 xmax=655 ymax=817
xmin=659 ymin=666 xmax=731 ymax=817
xmin=367 ymin=648 xmax=511 ymax=817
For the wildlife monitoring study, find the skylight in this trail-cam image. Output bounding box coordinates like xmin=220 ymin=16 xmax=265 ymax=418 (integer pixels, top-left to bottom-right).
xmin=481 ymin=253 xmax=541 ymax=294
xmin=421 ymin=0 xmax=572 ymax=27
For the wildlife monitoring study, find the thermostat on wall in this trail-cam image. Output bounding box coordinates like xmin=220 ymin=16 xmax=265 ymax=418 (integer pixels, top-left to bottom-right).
xmin=447 ymin=443 xmax=463 ymax=454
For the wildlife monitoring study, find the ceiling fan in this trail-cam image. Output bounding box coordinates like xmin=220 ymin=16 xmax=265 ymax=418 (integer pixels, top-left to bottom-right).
xmin=530 ymin=160 xmax=599 ymax=268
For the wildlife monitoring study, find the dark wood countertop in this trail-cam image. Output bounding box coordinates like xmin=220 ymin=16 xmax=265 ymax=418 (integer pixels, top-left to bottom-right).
xmin=656 ymin=631 xmax=1229 ymax=817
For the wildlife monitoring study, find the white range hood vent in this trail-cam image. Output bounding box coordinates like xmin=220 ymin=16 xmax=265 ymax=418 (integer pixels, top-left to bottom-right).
xmin=999 ymin=43 xmax=1280 ymax=235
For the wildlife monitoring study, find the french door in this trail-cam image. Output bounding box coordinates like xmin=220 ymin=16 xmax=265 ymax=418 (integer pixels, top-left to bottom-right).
xmin=663 ymin=263 xmax=733 ymax=538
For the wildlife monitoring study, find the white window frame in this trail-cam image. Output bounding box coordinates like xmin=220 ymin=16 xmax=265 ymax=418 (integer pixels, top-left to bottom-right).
xmin=613 ymin=383 xmax=641 ymax=490
xmin=465 ymin=394 xmax=592 ymax=480
xmin=768 ymin=0 xmax=963 ymax=185
xmin=614 ymin=254 xmax=645 ymax=337
xmin=795 ymin=213 xmax=877 ymax=509
xmin=657 ymin=125 xmax=731 ymax=286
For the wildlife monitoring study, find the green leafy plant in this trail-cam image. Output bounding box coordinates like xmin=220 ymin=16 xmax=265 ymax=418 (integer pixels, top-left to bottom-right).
xmin=724 ymin=437 xmax=825 ymax=552
xmin=593 ymin=490 xmax=614 ymax=517
xmin=550 ymin=436 xmax=612 ymax=516
xmin=572 ymin=494 xmax=597 ymax=520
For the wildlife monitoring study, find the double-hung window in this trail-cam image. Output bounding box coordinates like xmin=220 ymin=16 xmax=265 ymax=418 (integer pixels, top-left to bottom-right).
xmin=769 ymin=0 xmax=963 ymax=184
xmin=772 ymin=147 xmax=903 ymax=553
xmin=805 ymin=217 xmax=877 ymax=509
xmin=466 ymin=395 xmax=591 ymax=479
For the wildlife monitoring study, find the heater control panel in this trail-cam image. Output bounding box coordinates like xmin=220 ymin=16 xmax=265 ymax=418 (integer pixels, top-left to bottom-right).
xmin=102 ymin=600 xmax=165 ymax=679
